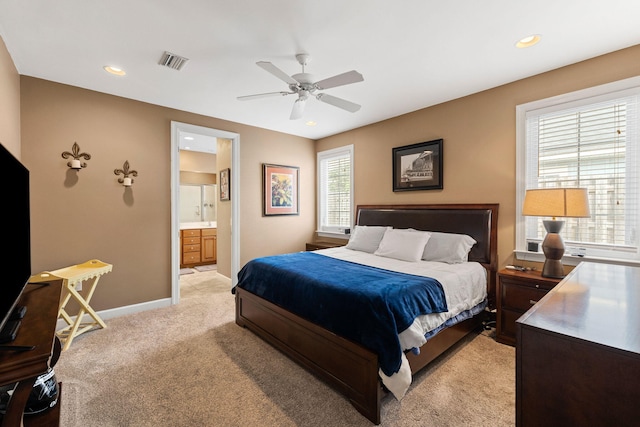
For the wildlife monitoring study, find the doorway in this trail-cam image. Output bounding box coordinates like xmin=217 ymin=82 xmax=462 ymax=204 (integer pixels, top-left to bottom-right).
xmin=171 ymin=121 xmax=240 ymax=305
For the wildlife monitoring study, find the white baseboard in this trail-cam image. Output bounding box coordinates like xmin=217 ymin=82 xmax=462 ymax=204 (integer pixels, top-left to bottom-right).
xmin=56 ymin=298 xmax=172 ymax=331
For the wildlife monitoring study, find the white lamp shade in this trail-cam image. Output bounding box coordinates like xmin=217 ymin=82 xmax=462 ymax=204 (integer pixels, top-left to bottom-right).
xmin=522 ymin=188 xmax=590 ymax=218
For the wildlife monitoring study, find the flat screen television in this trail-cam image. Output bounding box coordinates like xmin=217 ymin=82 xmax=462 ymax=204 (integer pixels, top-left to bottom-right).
xmin=0 ymin=142 xmax=31 ymax=342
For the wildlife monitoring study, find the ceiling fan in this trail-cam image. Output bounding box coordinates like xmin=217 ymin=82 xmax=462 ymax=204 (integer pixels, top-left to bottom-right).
xmin=237 ymin=54 xmax=364 ymax=120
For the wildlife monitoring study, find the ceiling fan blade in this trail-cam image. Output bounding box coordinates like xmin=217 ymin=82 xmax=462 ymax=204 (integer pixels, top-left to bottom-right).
xmin=237 ymin=91 xmax=292 ymax=101
xmin=316 ymin=93 xmax=361 ymax=113
xmin=256 ymin=61 xmax=298 ymax=85
xmin=314 ymin=70 xmax=364 ymax=90
xmin=290 ymin=97 xmax=307 ymax=120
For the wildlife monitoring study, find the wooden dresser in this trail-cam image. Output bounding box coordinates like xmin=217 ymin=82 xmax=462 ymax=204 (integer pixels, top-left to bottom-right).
xmin=516 ymin=262 xmax=640 ymax=426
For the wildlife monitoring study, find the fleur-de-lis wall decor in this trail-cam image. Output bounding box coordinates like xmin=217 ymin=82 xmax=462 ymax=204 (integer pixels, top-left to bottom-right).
xmin=114 ymin=160 xmax=138 ymax=187
xmin=61 ymin=142 xmax=91 ymax=170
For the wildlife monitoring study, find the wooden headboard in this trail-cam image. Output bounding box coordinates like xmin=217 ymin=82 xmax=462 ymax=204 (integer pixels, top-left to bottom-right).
xmin=356 ymin=204 xmax=499 ymax=308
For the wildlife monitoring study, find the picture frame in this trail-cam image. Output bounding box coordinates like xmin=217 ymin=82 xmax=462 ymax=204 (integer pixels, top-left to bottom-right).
xmin=219 ymin=168 xmax=230 ymax=201
xmin=263 ymin=163 xmax=299 ymax=216
xmin=392 ymin=139 xmax=443 ymax=192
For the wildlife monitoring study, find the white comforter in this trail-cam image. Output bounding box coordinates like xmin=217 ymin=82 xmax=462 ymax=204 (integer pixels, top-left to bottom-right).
xmin=315 ymin=247 xmax=487 ymax=399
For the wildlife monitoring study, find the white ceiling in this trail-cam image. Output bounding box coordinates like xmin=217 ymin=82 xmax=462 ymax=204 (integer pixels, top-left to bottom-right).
xmin=1 ymin=0 xmax=640 ymax=140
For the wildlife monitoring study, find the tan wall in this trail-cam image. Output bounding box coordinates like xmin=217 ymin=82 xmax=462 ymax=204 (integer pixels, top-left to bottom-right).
xmin=180 ymin=172 xmax=216 ymax=185
xmin=235 ymin=128 xmax=317 ymax=261
xmin=20 ymin=77 xmax=315 ymax=311
xmin=179 ymin=150 xmax=217 ymax=174
xmin=317 ymin=44 xmax=640 ymax=270
xmin=0 ymin=36 xmax=21 ymax=157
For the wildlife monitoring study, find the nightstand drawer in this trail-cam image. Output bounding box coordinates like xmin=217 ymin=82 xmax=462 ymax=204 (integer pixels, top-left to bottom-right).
xmin=501 ymin=282 xmax=548 ymax=311
xmin=500 ymin=274 xmax=557 ymax=291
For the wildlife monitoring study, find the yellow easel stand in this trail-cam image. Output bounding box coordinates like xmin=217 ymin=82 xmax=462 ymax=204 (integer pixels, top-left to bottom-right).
xmin=30 ymin=259 xmax=112 ymax=351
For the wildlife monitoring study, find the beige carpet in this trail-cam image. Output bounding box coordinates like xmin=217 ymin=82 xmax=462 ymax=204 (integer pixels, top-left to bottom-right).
xmin=54 ymin=271 xmax=515 ymax=426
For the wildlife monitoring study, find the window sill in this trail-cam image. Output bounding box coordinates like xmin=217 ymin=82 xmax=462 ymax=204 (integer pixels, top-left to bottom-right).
xmin=514 ymin=250 xmax=640 ymax=268
xmin=316 ymin=231 xmax=350 ymax=240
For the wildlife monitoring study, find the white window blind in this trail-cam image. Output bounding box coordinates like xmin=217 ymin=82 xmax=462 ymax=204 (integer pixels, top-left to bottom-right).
xmin=521 ymin=84 xmax=640 ymax=260
xmin=317 ymin=145 xmax=353 ymax=234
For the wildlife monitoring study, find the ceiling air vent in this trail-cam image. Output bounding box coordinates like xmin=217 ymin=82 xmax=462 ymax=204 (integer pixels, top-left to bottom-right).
xmin=158 ymin=51 xmax=189 ymax=70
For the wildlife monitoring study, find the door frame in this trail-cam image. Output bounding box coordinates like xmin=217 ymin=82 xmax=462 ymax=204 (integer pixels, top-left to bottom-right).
xmin=170 ymin=121 xmax=240 ymax=304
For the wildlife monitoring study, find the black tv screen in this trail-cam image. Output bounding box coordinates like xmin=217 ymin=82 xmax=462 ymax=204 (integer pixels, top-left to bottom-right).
xmin=0 ymin=143 xmax=30 ymax=337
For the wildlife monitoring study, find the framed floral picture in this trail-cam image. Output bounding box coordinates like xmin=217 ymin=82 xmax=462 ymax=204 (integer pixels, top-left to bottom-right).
xmin=392 ymin=139 xmax=443 ymax=191
xmin=263 ymin=163 xmax=299 ymax=216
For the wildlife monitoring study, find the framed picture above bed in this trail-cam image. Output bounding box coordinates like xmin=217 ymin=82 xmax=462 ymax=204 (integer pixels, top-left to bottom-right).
xmin=263 ymin=163 xmax=299 ymax=216
xmin=392 ymin=139 xmax=443 ymax=192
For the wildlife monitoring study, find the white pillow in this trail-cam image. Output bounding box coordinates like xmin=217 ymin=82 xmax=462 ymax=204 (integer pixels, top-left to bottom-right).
xmin=345 ymin=225 xmax=391 ymax=253
xmin=374 ymin=228 xmax=431 ymax=262
xmin=422 ymin=232 xmax=476 ymax=264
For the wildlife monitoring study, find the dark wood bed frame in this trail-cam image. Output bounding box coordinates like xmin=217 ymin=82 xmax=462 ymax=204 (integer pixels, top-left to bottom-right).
xmin=235 ymin=204 xmax=499 ymax=424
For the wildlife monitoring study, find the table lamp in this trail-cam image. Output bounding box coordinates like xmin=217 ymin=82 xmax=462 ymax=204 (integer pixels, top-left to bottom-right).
xmin=522 ymin=188 xmax=590 ymax=278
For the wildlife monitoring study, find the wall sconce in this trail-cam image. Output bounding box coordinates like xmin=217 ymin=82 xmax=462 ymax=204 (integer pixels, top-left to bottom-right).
xmin=114 ymin=160 xmax=138 ymax=187
xmin=61 ymin=142 xmax=91 ymax=170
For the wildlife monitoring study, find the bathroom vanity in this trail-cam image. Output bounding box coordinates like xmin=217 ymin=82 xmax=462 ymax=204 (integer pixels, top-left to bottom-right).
xmin=180 ymin=224 xmax=217 ymax=268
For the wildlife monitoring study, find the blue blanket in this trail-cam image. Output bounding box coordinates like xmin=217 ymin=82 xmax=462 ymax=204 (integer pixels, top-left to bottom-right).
xmin=233 ymin=252 xmax=448 ymax=376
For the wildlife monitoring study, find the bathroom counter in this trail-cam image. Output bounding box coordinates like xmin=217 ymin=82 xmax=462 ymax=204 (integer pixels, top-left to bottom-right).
xmin=180 ymin=222 xmax=217 ymax=230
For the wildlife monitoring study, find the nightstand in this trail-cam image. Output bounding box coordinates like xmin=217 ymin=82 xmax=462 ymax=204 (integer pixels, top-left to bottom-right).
xmin=496 ymin=268 xmax=561 ymax=346
xmin=305 ymin=241 xmax=345 ymax=251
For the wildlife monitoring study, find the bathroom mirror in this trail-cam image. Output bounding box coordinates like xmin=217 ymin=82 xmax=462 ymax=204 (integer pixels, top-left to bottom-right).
xmin=179 ymin=184 xmax=216 ymax=223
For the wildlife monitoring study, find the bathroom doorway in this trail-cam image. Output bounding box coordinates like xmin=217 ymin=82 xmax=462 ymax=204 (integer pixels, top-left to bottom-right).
xmin=171 ymin=121 xmax=240 ymax=305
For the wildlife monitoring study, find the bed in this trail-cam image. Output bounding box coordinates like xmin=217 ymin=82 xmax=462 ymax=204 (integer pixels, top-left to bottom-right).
xmin=234 ymin=204 xmax=498 ymax=424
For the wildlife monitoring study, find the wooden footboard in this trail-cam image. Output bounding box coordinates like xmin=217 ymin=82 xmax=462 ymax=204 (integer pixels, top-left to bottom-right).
xmin=236 ymin=287 xmax=483 ymax=424
xmin=405 ymin=315 xmax=483 ymax=374
xmin=235 ymin=287 xmax=383 ymax=424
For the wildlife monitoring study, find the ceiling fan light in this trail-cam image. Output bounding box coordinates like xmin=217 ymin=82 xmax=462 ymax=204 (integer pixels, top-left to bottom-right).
xmin=290 ymin=97 xmax=307 ymax=120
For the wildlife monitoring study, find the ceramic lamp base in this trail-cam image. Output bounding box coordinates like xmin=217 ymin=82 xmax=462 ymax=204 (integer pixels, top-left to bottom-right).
xmin=541 ymin=220 xmax=566 ymax=278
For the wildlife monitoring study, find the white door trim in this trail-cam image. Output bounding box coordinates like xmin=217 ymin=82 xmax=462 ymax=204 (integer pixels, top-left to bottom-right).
xmin=170 ymin=121 xmax=240 ymax=305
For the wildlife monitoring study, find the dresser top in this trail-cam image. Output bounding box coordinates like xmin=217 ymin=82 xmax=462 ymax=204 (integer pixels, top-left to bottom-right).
xmin=517 ymin=262 xmax=640 ymax=355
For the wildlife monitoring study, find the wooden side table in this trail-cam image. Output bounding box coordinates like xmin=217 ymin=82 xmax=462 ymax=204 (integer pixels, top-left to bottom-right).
xmin=0 ymin=279 xmax=63 ymax=427
xmin=305 ymin=241 xmax=345 ymax=251
xmin=31 ymin=259 xmax=112 ymax=351
xmin=496 ymin=268 xmax=561 ymax=346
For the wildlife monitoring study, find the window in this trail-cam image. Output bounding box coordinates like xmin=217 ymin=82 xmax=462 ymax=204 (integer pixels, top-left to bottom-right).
xmin=317 ymin=145 xmax=353 ymax=236
xmin=516 ymin=77 xmax=640 ymax=263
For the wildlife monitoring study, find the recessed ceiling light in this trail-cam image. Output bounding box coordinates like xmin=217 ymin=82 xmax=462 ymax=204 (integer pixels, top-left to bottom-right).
xmin=184 ymin=136 xmax=194 ymax=140
xmin=516 ymin=35 xmax=541 ymax=49
xmin=103 ymin=66 xmax=126 ymax=76
xmin=306 ymin=121 xmax=317 ymax=126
